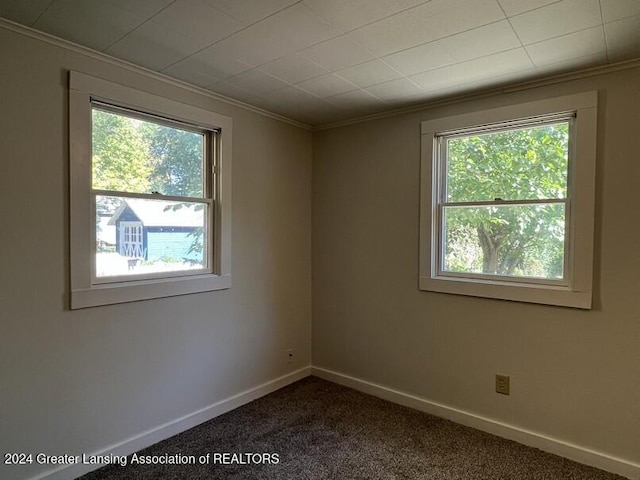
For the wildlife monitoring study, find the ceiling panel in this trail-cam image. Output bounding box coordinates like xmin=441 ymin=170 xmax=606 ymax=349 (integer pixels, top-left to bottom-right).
xmin=106 ymin=20 xmax=205 ymax=70
xmin=509 ymin=0 xmax=602 ymax=45
xmin=297 ymin=73 xmax=359 ymax=98
xmin=600 ymin=0 xmax=640 ymax=23
xmin=303 ymin=0 xmax=428 ymax=31
xmin=348 ymin=0 xmax=506 ymax=57
xmin=526 ymin=26 xmax=607 ymax=67
xmin=0 ymin=0 xmax=54 ymax=25
xmin=258 ymin=54 xmax=329 ymax=84
xmin=364 ymin=78 xmax=425 ymax=100
xmin=497 ymin=0 xmax=560 ymax=16
xmin=299 ymin=35 xmax=375 ymax=72
xmin=335 ymin=60 xmax=401 ymax=88
xmin=34 ymin=0 xmax=149 ymax=51
xmin=605 ymin=14 xmax=640 ymax=60
xmin=203 ymin=0 xmax=299 ymax=25
xmin=410 ymin=48 xmax=533 ymax=92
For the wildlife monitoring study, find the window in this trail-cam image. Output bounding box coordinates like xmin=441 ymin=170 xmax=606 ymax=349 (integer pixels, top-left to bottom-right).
xmin=69 ymin=72 xmax=232 ymax=309
xmin=419 ymin=92 xmax=597 ymax=308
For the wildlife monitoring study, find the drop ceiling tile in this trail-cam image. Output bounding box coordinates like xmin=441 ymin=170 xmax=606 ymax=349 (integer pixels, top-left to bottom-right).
xmin=348 ymin=0 xmax=505 ymax=56
xmin=106 ymin=20 xmax=201 ymax=70
xmin=605 ymin=14 xmax=640 ymax=60
xmin=335 ymin=60 xmax=401 ymax=88
xmin=256 ymin=87 xmax=342 ymax=124
xmin=534 ymin=52 xmax=607 ymax=75
xmin=383 ymin=20 xmax=521 ymax=76
xmin=325 ymin=89 xmax=389 ymax=117
xmin=300 ymin=35 xmax=375 ymax=71
xmin=258 ymin=54 xmax=329 ymax=84
xmin=224 ymin=69 xmax=290 ymax=94
xmin=161 ymin=58 xmax=225 ymax=88
xmin=526 ymin=26 xmax=606 ymax=67
xmin=303 ymin=0 xmax=428 ymax=31
xmin=509 ymin=0 xmax=602 ymax=45
xmin=161 ymin=44 xmax=253 ymax=85
xmin=326 ymin=89 xmax=387 ymax=108
xmin=147 ymin=0 xmax=242 ymax=48
xmin=107 ymin=0 xmax=173 ymax=19
xmin=364 ymin=78 xmax=424 ymax=100
xmin=497 ymin=0 xmax=560 ymax=16
xmin=208 ymin=80 xmax=264 ymax=105
xmin=440 ymin=20 xmax=521 ymax=60
xmin=0 ymin=0 xmax=54 ymax=26
xmin=383 ymin=42 xmax=455 ymax=76
xmin=262 ymin=85 xmax=324 ymax=104
xmin=34 ymin=0 xmax=148 ymax=51
xmin=410 ymin=48 xmax=533 ymax=92
xmin=207 ymin=30 xmax=289 ymax=68
xmin=600 ymin=0 xmax=640 ymax=23
xmin=203 ymin=0 xmax=298 ymax=25
xmin=297 ymin=73 xmax=359 ymax=97
xmin=248 ymin=3 xmax=343 ymax=53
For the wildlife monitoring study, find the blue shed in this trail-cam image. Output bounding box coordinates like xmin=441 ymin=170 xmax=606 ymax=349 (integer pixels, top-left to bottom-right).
xmin=107 ymin=199 xmax=204 ymax=263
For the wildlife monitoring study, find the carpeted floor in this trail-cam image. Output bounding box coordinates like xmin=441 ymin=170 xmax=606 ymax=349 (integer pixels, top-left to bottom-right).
xmin=79 ymin=377 xmax=627 ymax=479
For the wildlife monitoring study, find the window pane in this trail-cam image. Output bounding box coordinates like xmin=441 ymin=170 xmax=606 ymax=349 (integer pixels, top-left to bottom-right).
xmin=446 ymin=122 xmax=569 ymax=202
xmin=96 ymin=195 xmax=207 ymax=278
xmin=442 ymin=203 xmax=565 ymax=279
xmin=92 ymin=108 xmax=205 ymax=197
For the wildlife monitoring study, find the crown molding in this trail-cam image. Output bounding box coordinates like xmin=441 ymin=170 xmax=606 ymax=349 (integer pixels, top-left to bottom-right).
xmin=0 ymin=17 xmax=313 ymax=131
xmin=314 ymin=57 xmax=640 ymax=131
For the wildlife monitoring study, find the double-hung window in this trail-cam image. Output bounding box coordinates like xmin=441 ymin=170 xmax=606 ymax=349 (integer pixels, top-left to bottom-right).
xmin=69 ymin=72 xmax=232 ymax=309
xmin=419 ymin=93 xmax=597 ymax=308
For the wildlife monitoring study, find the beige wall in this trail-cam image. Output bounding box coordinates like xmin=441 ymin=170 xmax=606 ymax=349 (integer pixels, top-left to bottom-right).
xmin=0 ymin=27 xmax=311 ymax=480
xmin=313 ymin=67 xmax=640 ymax=466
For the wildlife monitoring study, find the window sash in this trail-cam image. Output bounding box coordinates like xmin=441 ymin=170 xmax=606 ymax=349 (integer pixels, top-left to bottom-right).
xmin=433 ymin=115 xmax=575 ymax=287
xmin=89 ymin=102 xmax=218 ymax=285
xmin=91 ymin=192 xmax=214 ymax=284
xmin=91 ymin=101 xmax=215 ymax=200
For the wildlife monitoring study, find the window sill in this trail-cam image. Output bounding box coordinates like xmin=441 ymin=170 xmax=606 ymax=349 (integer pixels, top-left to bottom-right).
xmin=71 ymin=273 xmax=231 ymax=309
xmin=419 ymin=275 xmax=591 ymax=309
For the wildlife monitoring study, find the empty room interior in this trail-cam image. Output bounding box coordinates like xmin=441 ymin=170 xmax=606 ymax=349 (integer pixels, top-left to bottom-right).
xmin=1 ymin=0 xmax=639 ymax=479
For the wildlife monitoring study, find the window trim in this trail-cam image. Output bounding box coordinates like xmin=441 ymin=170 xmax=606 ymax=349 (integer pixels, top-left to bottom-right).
xmin=69 ymin=71 xmax=232 ymax=309
xmin=419 ymin=92 xmax=597 ymax=309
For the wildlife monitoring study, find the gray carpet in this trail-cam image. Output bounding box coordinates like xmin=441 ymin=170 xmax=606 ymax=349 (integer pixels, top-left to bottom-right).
xmin=78 ymin=377 xmax=626 ymax=479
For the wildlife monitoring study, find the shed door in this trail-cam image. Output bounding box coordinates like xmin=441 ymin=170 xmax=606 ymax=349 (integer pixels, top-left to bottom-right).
xmin=120 ymin=221 xmax=143 ymax=258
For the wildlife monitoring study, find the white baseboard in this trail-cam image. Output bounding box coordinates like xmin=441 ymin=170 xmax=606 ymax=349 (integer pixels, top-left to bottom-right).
xmin=33 ymin=367 xmax=311 ymax=480
xmin=311 ymin=366 xmax=640 ymax=480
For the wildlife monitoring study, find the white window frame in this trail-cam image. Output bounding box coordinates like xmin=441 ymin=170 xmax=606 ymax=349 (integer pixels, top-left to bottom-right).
xmin=419 ymin=92 xmax=597 ymax=309
xmin=69 ymin=71 xmax=232 ymax=309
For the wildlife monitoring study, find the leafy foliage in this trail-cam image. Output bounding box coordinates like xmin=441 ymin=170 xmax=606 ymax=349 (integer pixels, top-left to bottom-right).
xmin=140 ymin=122 xmax=204 ymax=197
xmin=444 ymin=123 xmax=569 ymax=278
xmin=92 ymin=109 xmax=152 ymax=193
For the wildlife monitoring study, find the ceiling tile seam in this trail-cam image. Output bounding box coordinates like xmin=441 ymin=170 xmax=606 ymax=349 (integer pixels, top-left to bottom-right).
xmin=499 ymin=0 xmax=563 ymax=18
xmin=302 ymin=0 xmax=434 ymax=37
xmin=404 ymin=45 xmax=525 ymax=81
xmin=598 ymin=0 xmax=610 ymax=63
xmin=314 ymin=57 xmax=640 ymax=131
xmin=373 ymin=18 xmax=510 ymax=65
xmin=101 ymin=0 xmax=178 ymax=53
xmin=521 ymin=23 xmax=611 ymax=70
xmin=0 ymin=18 xmax=313 ymax=130
xmin=31 ymin=0 xmax=56 ymax=27
xmin=159 ymin=0 xmax=308 ymax=74
xmin=495 ymin=0 xmax=535 ymax=69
